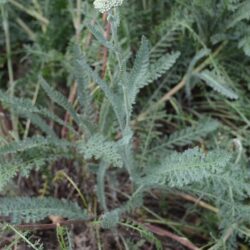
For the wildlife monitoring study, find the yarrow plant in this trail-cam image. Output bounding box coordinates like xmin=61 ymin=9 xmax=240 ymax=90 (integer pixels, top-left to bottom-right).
xmin=1 ymin=0 xmax=250 ymax=249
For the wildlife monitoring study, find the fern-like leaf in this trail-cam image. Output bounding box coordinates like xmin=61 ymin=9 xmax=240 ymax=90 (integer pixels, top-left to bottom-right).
xmin=0 ymin=197 xmax=88 ymax=223
xmin=19 ymin=112 xmax=57 ymax=138
xmin=0 ymin=136 xmax=71 ymax=156
xmin=77 ymin=134 xmax=123 ymax=168
xmin=0 ymin=160 xmax=18 ymax=192
xmin=139 ymin=147 xmax=231 ymax=188
xmin=146 ymin=52 xmax=180 ymax=85
xmin=71 ymin=45 xmax=93 ymax=116
xmin=121 ymin=220 xmax=163 ymax=250
xmin=87 ymin=23 xmax=114 ymax=50
xmin=0 ymin=90 xmax=77 ymax=135
xmin=196 ymin=70 xmax=238 ymax=99
xmin=74 ymin=52 xmax=124 ymax=125
xmin=0 ymin=149 xmax=75 ymax=192
xmin=75 ymin=55 xmax=114 ymax=105
xmin=150 ymin=118 xmax=219 ymax=152
xmin=150 ymin=16 xmax=184 ymax=62
xmin=39 ymin=77 xmax=80 ymax=124
xmin=0 ymin=90 xmax=39 ymax=113
xmin=127 ymin=36 xmax=149 ymax=112
xmin=227 ymin=1 xmax=250 ymax=28
xmin=101 ymin=190 xmax=143 ymax=229
xmin=238 ymin=34 xmax=250 ymax=56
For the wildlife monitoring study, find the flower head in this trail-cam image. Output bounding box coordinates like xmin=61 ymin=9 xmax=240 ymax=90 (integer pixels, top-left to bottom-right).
xmin=94 ymin=0 xmax=123 ymax=13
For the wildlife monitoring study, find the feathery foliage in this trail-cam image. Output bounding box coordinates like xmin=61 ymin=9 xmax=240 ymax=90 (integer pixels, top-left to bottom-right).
xmin=77 ymin=134 xmax=123 ymax=168
xmin=1 ymin=0 xmax=250 ymax=248
xmin=196 ymin=70 xmax=239 ymax=100
xmin=138 ymin=147 xmax=231 ymax=188
xmin=0 ymin=197 xmax=88 ymax=223
xmin=149 ymin=118 xmax=220 ymax=151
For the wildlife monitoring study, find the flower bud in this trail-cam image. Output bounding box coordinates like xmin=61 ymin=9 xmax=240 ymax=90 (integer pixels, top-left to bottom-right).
xmin=94 ymin=0 xmax=123 ymax=13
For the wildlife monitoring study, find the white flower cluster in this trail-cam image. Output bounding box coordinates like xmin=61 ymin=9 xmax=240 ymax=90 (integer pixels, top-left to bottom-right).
xmin=94 ymin=0 xmax=123 ymax=13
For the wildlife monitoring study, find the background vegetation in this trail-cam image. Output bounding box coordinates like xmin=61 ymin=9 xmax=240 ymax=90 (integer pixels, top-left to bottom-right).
xmin=0 ymin=0 xmax=250 ymax=249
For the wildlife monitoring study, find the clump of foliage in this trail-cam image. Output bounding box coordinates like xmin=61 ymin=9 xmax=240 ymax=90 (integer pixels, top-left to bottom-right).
xmin=0 ymin=0 xmax=250 ymax=249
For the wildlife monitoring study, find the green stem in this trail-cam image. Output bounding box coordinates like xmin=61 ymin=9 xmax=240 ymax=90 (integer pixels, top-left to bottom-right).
xmin=55 ymin=170 xmax=88 ymax=209
xmin=1 ymin=4 xmax=19 ymax=139
xmin=111 ymin=9 xmax=122 ymax=72
xmin=97 ymin=163 xmax=108 ymax=211
xmin=16 ymin=17 xmax=36 ymax=41
xmin=108 ymin=8 xmax=134 ymax=175
xmin=23 ymin=82 xmax=40 ymax=139
xmin=9 ymin=0 xmax=49 ymax=27
xmin=7 ymin=224 xmax=41 ymax=250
